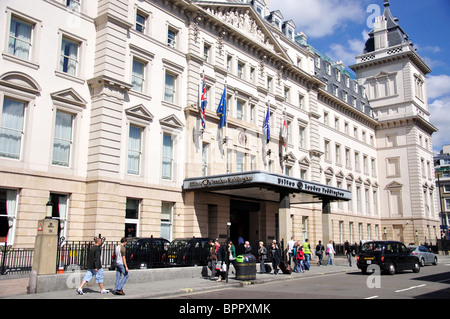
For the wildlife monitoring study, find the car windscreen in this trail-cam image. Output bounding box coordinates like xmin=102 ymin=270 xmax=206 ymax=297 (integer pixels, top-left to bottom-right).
xmin=362 ymin=242 xmax=384 ymax=252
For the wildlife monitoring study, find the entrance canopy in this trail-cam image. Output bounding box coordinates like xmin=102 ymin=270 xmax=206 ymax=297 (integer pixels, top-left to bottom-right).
xmin=182 ymin=171 xmax=351 ymax=204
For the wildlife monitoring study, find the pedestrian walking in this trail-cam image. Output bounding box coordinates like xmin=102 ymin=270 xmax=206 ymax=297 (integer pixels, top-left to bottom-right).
xmin=287 ymin=236 xmax=295 ymax=267
xmin=207 ymin=239 xmax=218 ymax=279
xmin=302 ymin=238 xmax=312 ymax=270
xmin=114 ymin=237 xmax=129 ymax=295
xmin=228 ymin=241 xmax=237 ymax=273
xmin=258 ymin=241 xmax=267 ymax=273
xmin=326 ymin=240 xmax=336 ymax=266
xmin=77 ymin=237 xmax=109 ymax=295
xmin=216 ymin=243 xmax=226 ymax=282
xmin=315 ymin=240 xmax=324 ymax=266
xmin=244 ymin=241 xmax=252 ymax=254
xmin=344 ymin=240 xmax=352 ymax=267
xmin=295 ymin=244 xmax=305 ymax=273
xmin=271 ymin=240 xmax=280 ymax=275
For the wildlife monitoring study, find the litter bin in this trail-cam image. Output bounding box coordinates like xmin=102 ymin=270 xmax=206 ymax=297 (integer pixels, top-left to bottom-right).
xmin=236 ymin=254 xmax=256 ymax=280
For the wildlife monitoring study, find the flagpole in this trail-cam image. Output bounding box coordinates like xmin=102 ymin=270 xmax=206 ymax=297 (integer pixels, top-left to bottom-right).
xmin=224 ymin=78 xmax=228 ymax=145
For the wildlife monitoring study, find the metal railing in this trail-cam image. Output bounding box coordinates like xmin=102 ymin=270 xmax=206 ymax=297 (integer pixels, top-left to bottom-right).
xmin=0 ymin=242 xmax=34 ymax=275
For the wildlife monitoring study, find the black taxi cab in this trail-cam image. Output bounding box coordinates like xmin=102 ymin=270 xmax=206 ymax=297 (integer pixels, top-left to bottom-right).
xmin=357 ymin=241 xmax=420 ymax=275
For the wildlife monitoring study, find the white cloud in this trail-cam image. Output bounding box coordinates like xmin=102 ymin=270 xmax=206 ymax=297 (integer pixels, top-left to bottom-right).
xmin=427 ymin=75 xmax=450 ymax=99
xmin=429 ymin=96 xmax=450 ymax=152
xmin=273 ymin=0 xmax=365 ymax=38
xmin=326 ymin=38 xmax=365 ymax=67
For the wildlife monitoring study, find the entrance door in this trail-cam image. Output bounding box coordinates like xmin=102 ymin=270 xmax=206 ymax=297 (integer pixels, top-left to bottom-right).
xmin=230 ymin=200 xmax=260 ymax=250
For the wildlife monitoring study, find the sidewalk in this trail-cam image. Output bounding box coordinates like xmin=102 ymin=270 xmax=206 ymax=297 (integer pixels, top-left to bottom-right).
xmin=5 ymin=254 xmax=449 ymax=299
xmin=1 ymin=259 xmax=353 ymax=299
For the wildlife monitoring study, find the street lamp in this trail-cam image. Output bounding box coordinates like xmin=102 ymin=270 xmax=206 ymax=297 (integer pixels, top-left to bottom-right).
xmin=45 ymin=197 xmax=53 ymax=219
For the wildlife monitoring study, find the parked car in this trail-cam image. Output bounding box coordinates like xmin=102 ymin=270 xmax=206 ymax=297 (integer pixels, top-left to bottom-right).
xmin=408 ymin=245 xmax=438 ymax=267
xmin=127 ymin=237 xmax=170 ymax=269
xmin=169 ymin=238 xmax=210 ymax=266
xmin=357 ymin=241 xmax=420 ymax=275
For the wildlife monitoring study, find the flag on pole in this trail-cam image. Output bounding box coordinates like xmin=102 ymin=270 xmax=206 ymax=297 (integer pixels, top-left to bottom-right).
xmin=263 ymin=105 xmax=270 ymax=144
xmin=281 ymin=112 xmax=288 ymax=148
xmin=216 ymin=86 xmax=227 ymax=129
xmin=200 ymin=74 xmax=207 ymax=129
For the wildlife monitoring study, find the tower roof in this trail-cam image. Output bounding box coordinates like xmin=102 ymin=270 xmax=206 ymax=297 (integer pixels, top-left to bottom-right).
xmin=364 ymin=0 xmax=411 ymax=53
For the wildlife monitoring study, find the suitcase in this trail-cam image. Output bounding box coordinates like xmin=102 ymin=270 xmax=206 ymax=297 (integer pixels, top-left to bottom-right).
xmin=279 ymin=261 xmax=292 ymax=274
xmin=264 ymin=264 xmax=272 ymax=273
xmin=201 ymin=265 xmax=209 ymax=277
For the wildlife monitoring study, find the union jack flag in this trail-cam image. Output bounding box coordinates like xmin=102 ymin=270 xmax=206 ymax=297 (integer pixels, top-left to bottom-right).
xmin=200 ymin=74 xmax=207 ymax=129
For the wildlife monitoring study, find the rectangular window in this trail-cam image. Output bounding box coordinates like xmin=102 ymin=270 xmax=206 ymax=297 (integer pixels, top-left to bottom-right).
xmin=60 ymin=37 xmax=79 ymax=76
xmin=52 ymin=111 xmax=73 ymax=167
xmin=125 ymin=198 xmax=140 ymax=238
xmin=161 ymin=202 xmax=173 ymax=241
xmin=136 ymin=11 xmax=147 ymax=33
xmin=50 ymin=193 xmax=69 ymax=238
xmin=127 ymin=125 xmax=142 ymax=175
xmin=236 ymin=100 xmax=244 ymax=120
xmin=8 ymin=17 xmax=32 ymax=60
xmin=167 ymin=27 xmax=177 ymax=48
xmin=66 ymin=0 xmax=81 ymax=11
xmin=0 ymin=98 xmax=25 ymax=160
xmin=132 ymin=59 xmax=145 ymax=92
xmin=0 ymin=189 xmax=18 ymax=244
xmin=162 ymin=133 xmax=173 ymax=180
xmin=236 ymin=151 xmax=245 ymax=173
xmin=202 ymin=143 xmax=209 ymax=176
xmin=164 ymin=72 xmax=177 ymax=103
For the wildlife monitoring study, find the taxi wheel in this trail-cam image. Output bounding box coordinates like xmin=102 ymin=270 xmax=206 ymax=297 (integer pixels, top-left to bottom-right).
xmin=433 ymin=257 xmax=438 ymax=265
xmin=386 ymin=263 xmax=396 ymax=275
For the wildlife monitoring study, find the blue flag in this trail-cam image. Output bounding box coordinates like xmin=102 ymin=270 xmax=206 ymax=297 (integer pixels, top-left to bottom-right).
xmin=263 ymin=106 xmax=270 ymax=144
xmin=216 ymin=87 xmax=227 ymax=129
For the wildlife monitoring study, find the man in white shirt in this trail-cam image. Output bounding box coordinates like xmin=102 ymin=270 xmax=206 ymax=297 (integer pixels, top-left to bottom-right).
xmin=114 ymin=237 xmax=129 ymax=295
xmin=287 ymin=236 xmax=296 ymax=267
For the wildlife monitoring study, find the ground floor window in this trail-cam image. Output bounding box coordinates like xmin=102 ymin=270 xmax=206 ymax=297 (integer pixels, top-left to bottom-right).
xmin=49 ymin=193 xmax=69 ymax=239
xmin=161 ymin=202 xmax=173 ymax=241
xmin=0 ymin=189 xmax=17 ymax=245
xmin=125 ymin=198 xmax=140 ymax=238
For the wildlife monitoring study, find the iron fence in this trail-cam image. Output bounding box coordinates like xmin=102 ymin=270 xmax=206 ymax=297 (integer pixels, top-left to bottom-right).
xmin=0 ymin=243 xmax=34 ymax=275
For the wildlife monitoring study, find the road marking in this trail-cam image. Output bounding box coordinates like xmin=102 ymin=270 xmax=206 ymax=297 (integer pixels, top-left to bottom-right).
xmin=181 ymin=288 xmax=193 ymax=293
xmin=365 ymin=296 xmax=378 ymax=299
xmin=437 ymin=278 xmax=450 ymax=283
xmin=395 ymin=284 xmax=426 ymax=293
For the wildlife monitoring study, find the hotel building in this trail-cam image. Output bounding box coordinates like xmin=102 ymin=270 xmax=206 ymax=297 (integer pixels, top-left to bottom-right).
xmin=0 ymin=0 xmax=439 ymax=249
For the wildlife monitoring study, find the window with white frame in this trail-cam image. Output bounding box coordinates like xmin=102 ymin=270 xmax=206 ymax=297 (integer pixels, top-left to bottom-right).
xmin=50 ymin=193 xmax=69 ymax=239
xmin=127 ymin=125 xmax=143 ymax=175
xmin=8 ymin=16 xmax=33 ymax=60
xmin=0 ymin=97 xmax=26 ymax=160
xmin=202 ymin=142 xmax=209 ymax=176
xmin=162 ymin=133 xmax=174 ymax=180
xmin=125 ymin=198 xmax=140 ymax=238
xmin=161 ymin=202 xmax=173 ymax=241
xmin=52 ymin=110 xmax=74 ymax=167
xmin=236 ymin=151 xmax=245 ymax=173
xmin=66 ymin=0 xmax=81 ymax=11
xmin=131 ymin=58 xmax=145 ymax=92
xmin=167 ymin=26 xmax=177 ymax=48
xmin=236 ymin=99 xmax=244 ymax=121
xmin=136 ymin=11 xmax=147 ymax=33
xmin=60 ymin=37 xmax=80 ymax=76
xmin=164 ymin=72 xmax=177 ymax=104
xmin=0 ymin=189 xmax=18 ymax=245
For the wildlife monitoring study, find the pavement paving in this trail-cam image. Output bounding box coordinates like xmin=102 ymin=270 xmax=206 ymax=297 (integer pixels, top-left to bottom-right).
xmin=1 ymin=259 xmax=353 ymax=299
xmin=3 ymin=254 xmax=449 ymax=299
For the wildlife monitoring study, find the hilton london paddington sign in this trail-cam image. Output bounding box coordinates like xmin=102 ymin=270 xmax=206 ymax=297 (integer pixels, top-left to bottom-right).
xmin=183 ymin=171 xmax=351 ymax=201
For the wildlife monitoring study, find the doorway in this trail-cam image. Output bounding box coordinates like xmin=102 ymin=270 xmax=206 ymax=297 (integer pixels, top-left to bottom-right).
xmin=230 ymin=200 xmax=260 ymax=248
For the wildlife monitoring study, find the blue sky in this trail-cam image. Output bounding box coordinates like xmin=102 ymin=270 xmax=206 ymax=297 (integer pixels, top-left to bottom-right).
xmin=272 ymin=0 xmax=450 ymax=154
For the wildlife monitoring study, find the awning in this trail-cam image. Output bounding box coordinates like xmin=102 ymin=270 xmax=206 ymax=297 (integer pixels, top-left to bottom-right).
xmin=182 ymin=171 xmax=351 ymax=205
